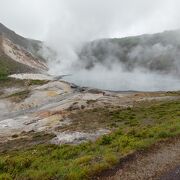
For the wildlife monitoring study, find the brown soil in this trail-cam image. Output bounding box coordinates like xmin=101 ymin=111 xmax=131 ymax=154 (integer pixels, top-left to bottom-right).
xmin=96 ymin=137 xmax=180 ymax=180
xmin=0 ymin=131 xmax=55 ymax=154
xmin=159 ymin=165 xmax=180 ymax=180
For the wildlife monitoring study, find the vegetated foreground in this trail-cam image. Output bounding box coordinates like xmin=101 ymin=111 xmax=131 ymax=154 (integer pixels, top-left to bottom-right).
xmin=0 ymin=62 xmax=180 ymax=179
xmin=0 ymin=22 xmax=180 ymax=179
xmin=0 ymin=99 xmax=179 ymax=179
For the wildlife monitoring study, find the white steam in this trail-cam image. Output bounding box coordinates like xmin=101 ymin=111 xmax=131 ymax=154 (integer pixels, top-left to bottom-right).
xmin=40 ymin=0 xmax=180 ymax=91
xmin=64 ymin=65 xmax=180 ymax=91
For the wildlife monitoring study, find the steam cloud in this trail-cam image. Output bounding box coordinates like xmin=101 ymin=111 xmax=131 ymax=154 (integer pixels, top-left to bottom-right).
xmin=38 ymin=0 xmax=180 ymax=91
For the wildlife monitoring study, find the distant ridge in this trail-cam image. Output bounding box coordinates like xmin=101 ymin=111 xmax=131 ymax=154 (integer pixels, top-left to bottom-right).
xmin=79 ymin=29 xmax=180 ymax=77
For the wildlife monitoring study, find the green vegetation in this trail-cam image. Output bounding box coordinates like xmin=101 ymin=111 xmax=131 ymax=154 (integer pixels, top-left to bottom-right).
xmin=0 ymin=66 xmax=8 ymax=80
xmin=0 ymin=55 xmax=48 ymax=89
xmin=0 ymin=132 xmax=55 ymax=154
xmin=0 ymin=100 xmax=179 ymax=179
xmin=0 ymin=78 xmax=48 ymax=89
xmin=166 ymin=91 xmax=180 ymax=96
xmin=1 ymin=79 xmax=48 ymax=102
xmin=7 ymin=90 xmax=30 ymax=103
xmin=0 ymin=55 xmax=34 ymax=76
xmin=0 ymin=55 xmax=48 ymax=85
xmin=26 ymin=79 xmax=49 ymax=86
xmin=0 ymin=55 xmax=40 ymax=87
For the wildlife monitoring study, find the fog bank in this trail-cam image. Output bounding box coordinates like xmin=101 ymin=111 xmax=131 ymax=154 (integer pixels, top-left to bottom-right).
xmin=37 ymin=0 xmax=180 ymax=91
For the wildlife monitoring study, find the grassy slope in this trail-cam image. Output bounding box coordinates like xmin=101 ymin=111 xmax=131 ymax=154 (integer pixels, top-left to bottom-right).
xmin=0 ymin=55 xmax=36 ymax=78
xmin=0 ymin=55 xmax=49 ymax=90
xmin=0 ymin=55 xmax=28 ymax=89
xmin=0 ymin=100 xmax=179 ymax=179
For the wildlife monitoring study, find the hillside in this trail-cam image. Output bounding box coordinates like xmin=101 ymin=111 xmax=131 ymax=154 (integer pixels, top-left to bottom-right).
xmin=79 ymin=30 xmax=180 ymax=77
xmin=0 ymin=23 xmax=42 ymax=57
xmin=0 ymin=23 xmax=48 ymax=77
xmin=0 ymin=55 xmax=38 ymax=79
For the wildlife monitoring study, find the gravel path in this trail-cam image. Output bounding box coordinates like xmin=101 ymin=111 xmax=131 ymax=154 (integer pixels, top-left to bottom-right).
xmin=98 ymin=138 xmax=180 ymax=180
xmin=159 ymin=165 xmax=180 ymax=180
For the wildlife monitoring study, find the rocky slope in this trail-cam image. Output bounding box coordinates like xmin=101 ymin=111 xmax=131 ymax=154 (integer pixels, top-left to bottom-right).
xmin=0 ymin=23 xmax=48 ymax=74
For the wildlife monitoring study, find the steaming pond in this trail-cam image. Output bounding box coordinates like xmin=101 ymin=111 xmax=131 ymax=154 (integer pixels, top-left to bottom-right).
xmin=63 ymin=71 xmax=180 ymax=92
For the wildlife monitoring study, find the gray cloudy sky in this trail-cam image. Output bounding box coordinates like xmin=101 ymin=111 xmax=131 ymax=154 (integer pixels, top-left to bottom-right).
xmin=0 ymin=0 xmax=180 ymax=41
xmin=1 ymin=0 xmax=180 ymax=91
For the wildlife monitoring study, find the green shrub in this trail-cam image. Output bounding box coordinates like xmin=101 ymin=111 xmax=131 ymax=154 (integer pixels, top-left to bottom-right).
xmin=158 ymin=131 xmax=170 ymax=138
xmin=0 ymin=173 xmax=12 ymax=180
xmin=99 ymin=135 xmax=112 ymax=145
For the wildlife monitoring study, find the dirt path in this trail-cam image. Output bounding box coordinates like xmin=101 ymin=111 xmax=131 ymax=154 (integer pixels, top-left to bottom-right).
xmin=159 ymin=165 xmax=180 ymax=180
xmin=98 ymin=137 xmax=180 ymax=180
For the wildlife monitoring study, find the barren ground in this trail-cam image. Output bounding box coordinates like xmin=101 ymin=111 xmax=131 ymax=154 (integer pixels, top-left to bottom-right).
xmin=0 ymin=73 xmax=179 ymax=179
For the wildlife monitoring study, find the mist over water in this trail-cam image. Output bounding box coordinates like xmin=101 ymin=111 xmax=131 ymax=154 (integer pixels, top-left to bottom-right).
xmin=47 ymin=35 xmax=180 ymax=91
xmin=39 ymin=0 xmax=180 ymax=92
xmin=63 ymin=65 xmax=180 ymax=92
xmin=47 ymin=31 xmax=180 ymax=91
